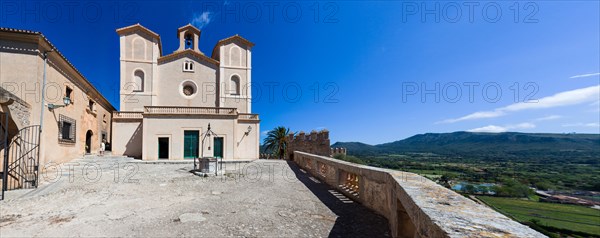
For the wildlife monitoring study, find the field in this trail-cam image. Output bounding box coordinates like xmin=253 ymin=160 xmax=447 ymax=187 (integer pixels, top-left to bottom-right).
xmin=477 ymin=196 xmax=600 ymax=236
xmin=347 ymin=153 xmax=600 ymax=192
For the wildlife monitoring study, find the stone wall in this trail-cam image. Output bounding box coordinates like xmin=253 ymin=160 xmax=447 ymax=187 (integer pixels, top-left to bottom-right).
xmin=293 ymin=151 xmax=545 ymax=238
xmin=0 ymin=86 xmax=31 ymax=129
xmin=283 ymin=129 xmax=346 ymax=160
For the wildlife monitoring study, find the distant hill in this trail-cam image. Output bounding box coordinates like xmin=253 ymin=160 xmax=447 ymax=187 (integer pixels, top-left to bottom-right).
xmin=332 ymin=132 xmax=600 ymax=161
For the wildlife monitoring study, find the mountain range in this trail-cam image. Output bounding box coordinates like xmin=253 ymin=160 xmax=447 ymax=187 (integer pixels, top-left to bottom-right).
xmin=331 ymin=132 xmax=600 ymax=161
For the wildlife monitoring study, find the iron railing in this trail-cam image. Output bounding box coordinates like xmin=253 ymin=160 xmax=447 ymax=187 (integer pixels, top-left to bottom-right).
xmin=0 ymin=112 xmax=7 ymax=200
xmin=4 ymin=125 xmax=41 ymax=192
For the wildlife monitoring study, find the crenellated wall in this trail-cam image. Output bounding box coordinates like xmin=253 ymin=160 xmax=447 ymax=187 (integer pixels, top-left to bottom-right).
xmin=283 ymin=129 xmax=346 ymax=160
xmin=293 ymin=151 xmax=545 ymax=238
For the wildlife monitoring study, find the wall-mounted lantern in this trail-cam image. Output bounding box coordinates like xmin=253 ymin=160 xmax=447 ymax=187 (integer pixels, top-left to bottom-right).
xmin=48 ymin=97 xmax=71 ymax=110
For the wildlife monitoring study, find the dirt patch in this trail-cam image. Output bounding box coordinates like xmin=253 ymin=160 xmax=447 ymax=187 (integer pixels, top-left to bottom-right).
xmin=0 ymin=214 xmax=22 ymax=227
xmin=48 ymin=215 xmax=74 ymax=225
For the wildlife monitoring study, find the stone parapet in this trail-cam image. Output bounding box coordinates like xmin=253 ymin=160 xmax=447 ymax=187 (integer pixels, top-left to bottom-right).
xmin=293 ymin=151 xmax=545 ymax=238
xmin=286 ymin=129 xmax=345 ymax=160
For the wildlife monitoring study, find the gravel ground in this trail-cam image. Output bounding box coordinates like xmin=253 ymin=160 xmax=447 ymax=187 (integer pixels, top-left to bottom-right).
xmin=0 ymin=156 xmax=389 ymax=237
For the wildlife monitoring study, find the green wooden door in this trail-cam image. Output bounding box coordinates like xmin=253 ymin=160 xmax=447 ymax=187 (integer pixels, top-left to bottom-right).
xmin=184 ymin=131 xmax=199 ymax=159
xmin=213 ymin=137 xmax=223 ymax=158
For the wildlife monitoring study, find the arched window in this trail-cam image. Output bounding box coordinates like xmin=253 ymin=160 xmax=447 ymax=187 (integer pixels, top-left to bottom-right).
xmin=230 ymin=46 xmax=241 ymax=66
xmin=133 ymin=70 xmax=144 ymax=92
xmin=132 ymin=38 xmax=146 ymax=60
xmin=183 ymin=60 xmax=194 ymax=72
xmin=230 ymin=75 xmax=240 ymax=95
xmin=184 ymin=34 xmax=193 ymax=50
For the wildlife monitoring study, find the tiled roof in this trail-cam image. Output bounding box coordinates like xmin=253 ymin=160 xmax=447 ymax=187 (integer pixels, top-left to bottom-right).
xmin=158 ymin=49 xmax=219 ymax=66
xmin=211 ymin=34 xmax=255 ymax=59
xmin=116 ymin=23 xmax=160 ymax=38
xmin=0 ymin=27 xmax=116 ymax=111
xmin=177 ymin=24 xmax=201 ymax=38
xmin=116 ymin=23 xmax=163 ymax=56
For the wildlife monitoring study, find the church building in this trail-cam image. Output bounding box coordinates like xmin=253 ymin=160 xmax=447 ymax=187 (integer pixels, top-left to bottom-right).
xmin=111 ymin=24 xmax=260 ymax=160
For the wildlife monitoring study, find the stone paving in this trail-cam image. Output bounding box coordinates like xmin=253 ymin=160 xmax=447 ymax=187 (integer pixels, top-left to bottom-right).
xmin=0 ymin=156 xmax=389 ymax=237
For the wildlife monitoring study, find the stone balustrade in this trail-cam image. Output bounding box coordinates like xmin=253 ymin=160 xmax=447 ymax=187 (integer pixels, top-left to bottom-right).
xmin=113 ymin=108 xmax=259 ymax=121
xmin=112 ymin=111 xmax=143 ymax=120
xmin=293 ymin=151 xmax=544 ymax=238
xmin=144 ymin=106 xmax=237 ymax=115
xmin=238 ymin=113 xmax=260 ymax=121
xmin=112 ymin=106 xmax=260 ymax=122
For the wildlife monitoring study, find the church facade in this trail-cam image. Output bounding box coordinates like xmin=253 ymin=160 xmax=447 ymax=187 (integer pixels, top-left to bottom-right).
xmin=112 ymin=24 xmax=260 ymax=160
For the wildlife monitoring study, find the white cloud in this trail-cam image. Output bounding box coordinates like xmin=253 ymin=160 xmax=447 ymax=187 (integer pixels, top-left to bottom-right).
xmin=569 ymin=72 xmax=600 ymax=79
xmin=440 ymin=85 xmax=600 ymax=124
xmin=562 ymin=122 xmax=600 ymax=128
xmin=468 ymin=125 xmax=507 ymax=133
xmin=535 ymin=115 xmax=562 ymax=121
xmin=439 ymin=111 xmax=506 ymax=123
xmin=191 ymin=11 xmax=212 ymax=29
xmin=512 ymin=122 xmax=537 ymax=129
xmin=261 ymin=130 xmax=269 ymax=135
xmin=468 ymin=122 xmax=536 ymax=133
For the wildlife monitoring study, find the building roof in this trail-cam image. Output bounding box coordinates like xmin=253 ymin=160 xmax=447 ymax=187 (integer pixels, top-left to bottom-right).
xmin=177 ymin=24 xmax=201 ymax=38
xmin=0 ymin=27 xmax=116 ymax=111
xmin=116 ymin=23 xmax=163 ymax=56
xmin=211 ymin=34 xmax=255 ymax=59
xmin=158 ymin=49 xmax=219 ymax=66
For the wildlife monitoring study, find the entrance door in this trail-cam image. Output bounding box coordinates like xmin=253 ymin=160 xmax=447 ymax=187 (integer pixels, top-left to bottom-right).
xmin=85 ymin=130 xmax=93 ymax=154
xmin=183 ymin=131 xmax=199 ymax=159
xmin=213 ymin=137 xmax=223 ymax=158
xmin=158 ymin=137 xmax=169 ymax=159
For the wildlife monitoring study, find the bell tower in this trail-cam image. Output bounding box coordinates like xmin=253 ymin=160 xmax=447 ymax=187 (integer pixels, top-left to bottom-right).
xmin=177 ymin=24 xmax=201 ymax=52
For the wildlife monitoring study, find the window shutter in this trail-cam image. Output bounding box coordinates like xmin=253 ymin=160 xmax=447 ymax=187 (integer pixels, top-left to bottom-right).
xmin=58 ymin=121 xmax=63 ymax=140
xmin=70 ymin=121 xmax=76 ymax=142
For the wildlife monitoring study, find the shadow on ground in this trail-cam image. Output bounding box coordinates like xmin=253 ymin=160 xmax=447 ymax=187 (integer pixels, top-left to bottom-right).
xmin=285 ymin=161 xmax=390 ymax=238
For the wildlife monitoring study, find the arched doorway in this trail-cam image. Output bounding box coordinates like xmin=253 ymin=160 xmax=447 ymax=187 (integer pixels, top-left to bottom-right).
xmin=85 ymin=130 xmax=93 ymax=154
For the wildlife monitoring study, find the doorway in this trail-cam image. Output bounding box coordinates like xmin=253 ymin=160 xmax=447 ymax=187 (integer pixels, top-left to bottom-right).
xmin=183 ymin=131 xmax=199 ymax=159
xmin=85 ymin=130 xmax=93 ymax=154
xmin=158 ymin=137 xmax=169 ymax=159
xmin=213 ymin=137 xmax=223 ymax=158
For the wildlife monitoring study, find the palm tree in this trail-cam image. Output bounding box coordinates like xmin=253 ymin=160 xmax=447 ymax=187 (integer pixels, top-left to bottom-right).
xmin=263 ymin=126 xmax=291 ymax=159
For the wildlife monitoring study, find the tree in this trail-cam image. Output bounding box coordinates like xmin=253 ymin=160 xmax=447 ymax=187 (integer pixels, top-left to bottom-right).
xmin=463 ymin=184 xmax=476 ymax=194
xmin=263 ymin=126 xmax=291 ymax=160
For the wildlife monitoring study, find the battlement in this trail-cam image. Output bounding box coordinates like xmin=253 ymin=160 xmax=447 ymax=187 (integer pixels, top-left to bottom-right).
xmin=288 ymin=129 xmax=330 ymax=143
xmin=331 ymin=147 xmax=347 ymax=157
xmin=285 ymin=129 xmax=346 ymax=160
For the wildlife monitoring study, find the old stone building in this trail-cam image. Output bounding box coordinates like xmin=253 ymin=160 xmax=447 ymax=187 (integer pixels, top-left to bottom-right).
xmin=0 ymin=28 xmax=114 ymax=170
xmin=112 ymin=24 xmax=260 ymax=160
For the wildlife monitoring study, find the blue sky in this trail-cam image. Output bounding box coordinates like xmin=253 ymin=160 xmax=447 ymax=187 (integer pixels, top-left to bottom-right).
xmin=2 ymin=1 xmax=599 ymax=144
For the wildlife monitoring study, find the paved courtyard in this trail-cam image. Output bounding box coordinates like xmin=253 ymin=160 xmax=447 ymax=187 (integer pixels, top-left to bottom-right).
xmin=0 ymin=157 xmax=389 ymax=237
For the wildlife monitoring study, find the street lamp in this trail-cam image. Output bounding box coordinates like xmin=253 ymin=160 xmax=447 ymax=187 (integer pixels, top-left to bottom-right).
xmin=245 ymin=126 xmax=252 ymax=136
xmin=48 ymin=96 xmax=71 ymax=110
